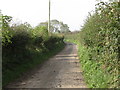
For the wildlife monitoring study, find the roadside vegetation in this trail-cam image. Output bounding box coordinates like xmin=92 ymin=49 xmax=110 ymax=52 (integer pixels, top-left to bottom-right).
xmin=2 ymin=15 xmax=65 ymax=87
xmin=64 ymin=1 xmax=119 ymax=88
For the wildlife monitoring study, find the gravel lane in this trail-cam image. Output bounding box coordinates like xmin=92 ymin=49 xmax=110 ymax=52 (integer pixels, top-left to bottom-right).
xmin=6 ymin=43 xmax=87 ymax=88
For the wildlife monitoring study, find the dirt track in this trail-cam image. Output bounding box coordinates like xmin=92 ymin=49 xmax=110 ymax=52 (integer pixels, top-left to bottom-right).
xmin=6 ymin=43 xmax=87 ymax=88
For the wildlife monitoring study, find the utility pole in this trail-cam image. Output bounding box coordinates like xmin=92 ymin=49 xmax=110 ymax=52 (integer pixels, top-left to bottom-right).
xmin=48 ymin=0 xmax=51 ymax=33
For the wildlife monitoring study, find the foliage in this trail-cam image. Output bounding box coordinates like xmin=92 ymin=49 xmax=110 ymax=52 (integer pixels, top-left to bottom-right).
xmin=39 ymin=19 xmax=70 ymax=33
xmin=2 ymin=15 xmax=65 ymax=87
xmin=0 ymin=11 xmax=2 ymax=32
xmin=64 ymin=1 xmax=119 ymax=88
xmin=2 ymin=15 xmax=13 ymax=46
xmin=80 ymin=1 xmax=119 ymax=88
xmin=33 ymin=26 xmax=48 ymax=38
xmin=78 ymin=42 xmax=111 ymax=88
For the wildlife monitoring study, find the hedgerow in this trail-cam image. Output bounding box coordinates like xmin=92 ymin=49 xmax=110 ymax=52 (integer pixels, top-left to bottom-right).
xmin=64 ymin=1 xmax=119 ymax=88
xmin=2 ymin=15 xmax=65 ymax=86
xmin=80 ymin=1 xmax=119 ymax=88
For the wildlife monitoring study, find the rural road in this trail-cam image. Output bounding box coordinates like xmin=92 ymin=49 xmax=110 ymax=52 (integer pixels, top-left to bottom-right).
xmin=6 ymin=43 xmax=87 ymax=88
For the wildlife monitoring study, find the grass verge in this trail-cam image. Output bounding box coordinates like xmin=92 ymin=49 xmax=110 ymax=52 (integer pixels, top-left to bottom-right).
xmin=77 ymin=43 xmax=112 ymax=88
xmin=65 ymin=39 xmax=112 ymax=88
xmin=3 ymin=42 xmax=65 ymax=87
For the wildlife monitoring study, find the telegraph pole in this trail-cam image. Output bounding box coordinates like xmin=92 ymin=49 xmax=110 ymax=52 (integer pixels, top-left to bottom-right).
xmin=48 ymin=0 xmax=51 ymax=33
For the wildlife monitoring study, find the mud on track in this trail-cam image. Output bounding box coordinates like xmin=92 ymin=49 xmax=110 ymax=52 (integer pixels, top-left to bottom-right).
xmin=6 ymin=43 xmax=87 ymax=88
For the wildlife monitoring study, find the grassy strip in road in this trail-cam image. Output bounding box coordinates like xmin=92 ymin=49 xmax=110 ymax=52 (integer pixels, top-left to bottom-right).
xmin=3 ymin=42 xmax=65 ymax=87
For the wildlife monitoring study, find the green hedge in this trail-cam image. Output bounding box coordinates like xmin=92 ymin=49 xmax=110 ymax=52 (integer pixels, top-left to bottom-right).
xmin=64 ymin=1 xmax=119 ymax=88
xmin=79 ymin=2 xmax=119 ymax=88
xmin=2 ymin=16 xmax=65 ymax=87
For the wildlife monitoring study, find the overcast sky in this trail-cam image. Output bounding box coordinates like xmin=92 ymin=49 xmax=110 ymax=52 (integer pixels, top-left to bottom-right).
xmin=0 ymin=0 xmax=98 ymax=31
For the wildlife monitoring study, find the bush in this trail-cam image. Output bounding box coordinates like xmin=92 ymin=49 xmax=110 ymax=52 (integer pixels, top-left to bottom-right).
xmin=33 ymin=36 xmax=43 ymax=47
xmin=64 ymin=1 xmax=119 ymax=88
xmin=2 ymin=16 xmax=65 ymax=86
xmin=79 ymin=1 xmax=119 ymax=88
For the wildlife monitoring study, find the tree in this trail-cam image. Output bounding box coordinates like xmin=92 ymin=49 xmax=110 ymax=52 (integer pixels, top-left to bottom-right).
xmin=39 ymin=19 xmax=70 ymax=33
xmin=60 ymin=22 xmax=70 ymax=33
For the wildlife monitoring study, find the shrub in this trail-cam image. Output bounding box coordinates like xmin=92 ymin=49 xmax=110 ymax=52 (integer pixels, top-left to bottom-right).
xmin=2 ymin=17 xmax=64 ymax=72
xmin=82 ymin=2 xmax=119 ymax=88
xmin=64 ymin=1 xmax=119 ymax=88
